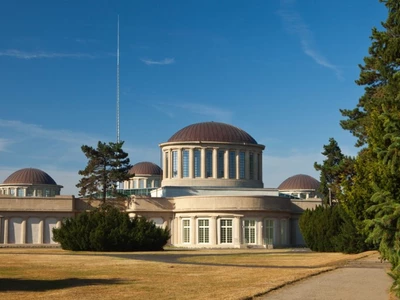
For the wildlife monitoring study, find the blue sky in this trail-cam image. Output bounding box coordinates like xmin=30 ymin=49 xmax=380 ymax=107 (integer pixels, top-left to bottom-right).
xmin=0 ymin=0 xmax=387 ymax=195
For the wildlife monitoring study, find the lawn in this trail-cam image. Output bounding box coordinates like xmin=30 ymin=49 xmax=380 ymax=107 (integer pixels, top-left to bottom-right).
xmin=0 ymin=248 xmax=373 ymax=300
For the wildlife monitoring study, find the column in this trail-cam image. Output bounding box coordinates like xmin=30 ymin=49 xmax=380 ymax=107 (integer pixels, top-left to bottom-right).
xmin=245 ymin=151 xmax=250 ymax=180
xmin=236 ymin=150 xmax=240 ymax=179
xmin=21 ymin=218 xmax=26 ymax=244
xmin=201 ymin=148 xmax=206 ymax=179
xmin=234 ymin=216 xmax=241 ymax=246
xmin=212 ymin=148 xmax=218 ymax=179
xmin=39 ymin=219 xmax=44 ymax=244
xmin=189 ymin=148 xmax=194 ymax=178
xmin=162 ymin=151 xmax=167 ymax=179
xmin=191 ymin=216 xmax=196 ymax=245
xmin=23 ymin=188 xmax=27 ymax=197
xmin=4 ymin=218 xmax=8 ymax=244
xmin=258 ymin=153 xmax=263 ymax=181
xmin=210 ymin=216 xmax=217 ymax=246
xmin=224 ymin=150 xmax=229 ymax=179
xmin=177 ymin=149 xmax=182 ymax=178
xmin=254 ymin=152 xmax=259 ymax=181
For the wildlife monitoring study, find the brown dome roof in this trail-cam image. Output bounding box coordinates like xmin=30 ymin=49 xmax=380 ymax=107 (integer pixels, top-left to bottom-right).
xmin=3 ymin=168 xmax=57 ymax=185
xmin=167 ymin=122 xmax=258 ymax=144
xmin=129 ymin=162 xmax=162 ymax=175
xmin=278 ymin=174 xmax=320 ymax=190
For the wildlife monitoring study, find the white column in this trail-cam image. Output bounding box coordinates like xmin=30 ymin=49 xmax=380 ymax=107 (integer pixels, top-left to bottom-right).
xmin=21 ymin=218 xmax=26 ymax=244
xmin=210 ymin=216 xmax=217 ymax=246
xmin=234 ymin=216 xmax=241 ymax=246
xmin=39 ymin=219 xmax=44 ymax=244
xmin=177 ymin=149 xmax=182 ymax=178
xmin=224 ymin=150 xmax=229 ymax=179
xmin=23 ymin=188 xmax=27 ymax=197
xmin=191 ymin=216 xmax=196 ymax=245
xmin=201 ymin=148 xmax=206 ymax=179
xmin=4 ymin=218 xmax=8 ymax=244
xmin=212 ymin=148 xmax=218 ymax=179
xmin=236 ymin=150 xmax=240 ymax=179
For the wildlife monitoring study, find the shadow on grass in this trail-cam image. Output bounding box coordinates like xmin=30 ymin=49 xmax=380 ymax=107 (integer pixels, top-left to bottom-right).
xmin=0 ymin=278 xmax=125 ymax=292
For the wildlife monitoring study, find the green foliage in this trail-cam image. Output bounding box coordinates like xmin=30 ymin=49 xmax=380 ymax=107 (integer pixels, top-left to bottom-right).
xmin=339 ymin=0 xmax=400 ymax=295
xmin=53 ymin=205 xmax=170 ymax=251
xmin=76 ymin=141 xmax=132 ymax=203
xmin=299 ymin=205 xmax=368 ymax=253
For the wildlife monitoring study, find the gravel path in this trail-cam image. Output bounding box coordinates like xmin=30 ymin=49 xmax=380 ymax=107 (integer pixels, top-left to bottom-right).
xmin=256 ymin=252 xmax=393 ymax=300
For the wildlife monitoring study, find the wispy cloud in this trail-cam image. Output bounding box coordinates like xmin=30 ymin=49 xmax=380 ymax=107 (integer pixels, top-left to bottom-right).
xmin=0 ymin=138 xmax=14 ymax=152
xmin=278 ymin=0 xmax=342 ymax=79
xmin=0 ymin=49 xmax=97 ymax=59
xmin=140 ymin=58 xmax=175 ymax=65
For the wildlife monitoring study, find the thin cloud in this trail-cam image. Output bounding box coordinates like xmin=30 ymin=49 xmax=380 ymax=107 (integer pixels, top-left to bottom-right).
xmin=0 ymin=49 xmax=97 ymax=59
xmin=278 ymin=0 xmax=342 ymax=79
xmin=0 ymin=138 xmax=14 ymax=152
xmin=140 ymin=58 xmax=175 ymax=65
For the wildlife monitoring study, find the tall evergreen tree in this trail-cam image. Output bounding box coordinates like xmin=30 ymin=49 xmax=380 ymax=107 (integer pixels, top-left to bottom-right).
xmin=76 ymin=141 xmax=132 ymax=203
xmin=340 ymin=0 xmax=400 ymax=295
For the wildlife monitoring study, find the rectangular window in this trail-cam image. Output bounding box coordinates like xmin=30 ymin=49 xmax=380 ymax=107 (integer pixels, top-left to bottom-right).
xmin=17 ymin=188 xmax=24 ymax=197
xmin=165 ymin=152 xmax=169 ymax=178
xmin=139 ymin=179 xmax=144 ymax=189
xmin=154 ymin=179 xmax=160 ymax=187
xmin=239 ymin=151 xmax=245 ymax=179
xmin=146 ymin=180 xmax=152 ymax=188
xmin=182 ymin=219 xmax=191 ymax=243
xmin=182 ymin=149 xmax=189 ymax=178
xmin=206 ymin=149 xmax=213 ymax=178
xmin=265 ymin=219 xmax=274 ymax=245
xmin=217 ymin=150 xmax=225 ymax=178
xmin=172 ymin=150 xmax=178 ymax=178
xmin=220 ymin=219 xmax=233 ymax=243
xmin=249 ymin=152 xmax=254 ymax=180
xmin=133 ymin=179 xmax=138 ymax=189
xmin=244 ymin=220 xmax=256 ymax=244
xmin=257 ymin=153 xmax=261 ymax=180
xmin=194 ymin=149 xmax=201 ymax=177
xmin=229 ymin=151 xmax=236 ymax=179
xmin=198 ymin=219 xmax=210 ymax=243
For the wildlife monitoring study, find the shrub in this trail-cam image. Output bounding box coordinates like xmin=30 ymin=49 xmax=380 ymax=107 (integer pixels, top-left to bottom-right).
xmin=53 ymin=205 xmax=170 ymax=251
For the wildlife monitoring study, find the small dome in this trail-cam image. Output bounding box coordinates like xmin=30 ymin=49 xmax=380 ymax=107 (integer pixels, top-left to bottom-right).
xmin=129 ymin=162 xmax=162 ymax=176
xmin=167 ymin=122 xmax=258 ymax=144
xmin=278 ymin=174 xmax=320 ymax=190
xmin=3 ymin=168 xmax=57 ymax=185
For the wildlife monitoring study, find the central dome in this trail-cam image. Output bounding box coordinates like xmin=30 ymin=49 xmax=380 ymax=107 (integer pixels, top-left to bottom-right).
xmin=129 ymin=162 xmax=162 ymax=175
xmin=3 ymin=168 xmax=57 ymax=185
xmin=167 ymin=122 xmax=258 ymax=144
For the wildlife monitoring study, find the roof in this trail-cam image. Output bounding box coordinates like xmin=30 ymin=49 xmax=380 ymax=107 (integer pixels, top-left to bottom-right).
xmin=129 ymin=162 xmax=162 ymax=176
xmin=167 ymin=122 xmax=258 ymax=144
xmin=278 ymin=174 xmax=320 ymax=191
xmin=3 ymin=168 xmax=58 ymax=185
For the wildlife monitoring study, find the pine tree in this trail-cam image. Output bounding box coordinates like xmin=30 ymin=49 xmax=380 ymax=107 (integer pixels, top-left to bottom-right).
xmin=76 ymin=141 xmax=132 ymax=203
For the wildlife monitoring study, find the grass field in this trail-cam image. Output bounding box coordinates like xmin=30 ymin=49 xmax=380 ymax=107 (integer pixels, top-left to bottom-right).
xmin=0 ymin=248 xmax=373 ymax=300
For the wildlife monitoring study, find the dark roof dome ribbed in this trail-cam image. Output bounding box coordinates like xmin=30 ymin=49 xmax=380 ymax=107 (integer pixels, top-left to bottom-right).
xmin=3 ymin=168 xmax=57 ymax=185
xmin=278 ymin=174 xmax=320 ymax=190
xmin=129 ymin=162 xmax=162 ymax=175
xmin=167 ymin=122 xmax=258 ymax=144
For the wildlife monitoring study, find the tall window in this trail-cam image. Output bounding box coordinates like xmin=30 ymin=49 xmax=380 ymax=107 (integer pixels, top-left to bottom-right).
xmin=133 ymin=179 xmax=138 ymax=189
xmin=281 ymin=219 xmax=288 ymax=245
xmin=229 ymin=151 xmax=236 ymax=179
xmin=239 ymin=151 xmax=245 ymax=179
xmin=249 ymin=152 xmax=254 ymax=180
xmin=257 ymin=153 xmax=261 ymax=180
xmin=165 ymin=152 xmax=169 ymax=178
xmin=182 ymin=219 xmax=191 ymax=243
xmin=172 ymin=150 xmax=178 ymax=178
xmin=244 ymin=220 xmax=256 ymax=244
xmin=206 ymin=149 xmax=213 ymax=178
xmin=139 ymin=179 xmax=144 ymax=188
xmin=194 ymin=149 xmax=201 ymax=177
xmin=217 ymin=150 xmax=225 ymax=178
xmin=17 ymin=188 xmax=24 ymax=197
xmin=220 ymin=219 xmax=233 ymax=243
xmin=265 ymin=219 xmax=274 ymax=245
xmin=198 ymin=219 xmax=210 ymax=243
xmin=182 ymin=149 xmax=189 ymax=178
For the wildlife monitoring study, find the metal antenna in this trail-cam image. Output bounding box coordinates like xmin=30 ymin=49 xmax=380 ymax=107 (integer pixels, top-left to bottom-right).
xmin=116 ymin=15 xmax=120 ymax=144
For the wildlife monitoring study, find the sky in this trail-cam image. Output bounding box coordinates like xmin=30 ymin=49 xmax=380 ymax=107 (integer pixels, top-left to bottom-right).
xmin=0 ymin=0 xmax=388 ymax=196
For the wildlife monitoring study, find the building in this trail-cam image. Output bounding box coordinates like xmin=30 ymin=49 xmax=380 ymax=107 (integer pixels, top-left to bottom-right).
xmin=0 ymin=121 xmax=322 ymax=248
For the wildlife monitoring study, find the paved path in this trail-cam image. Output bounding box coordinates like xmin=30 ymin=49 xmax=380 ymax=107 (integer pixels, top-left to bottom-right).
xmin=256 ymin=253 xmax=393 ymax=300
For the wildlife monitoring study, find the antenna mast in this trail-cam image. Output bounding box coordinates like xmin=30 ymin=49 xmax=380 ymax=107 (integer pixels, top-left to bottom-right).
xmin=116 ymin=15 xmax=120 ymax=144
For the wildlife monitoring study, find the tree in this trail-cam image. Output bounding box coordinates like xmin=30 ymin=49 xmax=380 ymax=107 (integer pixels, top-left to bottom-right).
xmin=76 ymin=141 xmax=132 ymax=203
xmin=340 ymin=0 xmax=400 ymax=295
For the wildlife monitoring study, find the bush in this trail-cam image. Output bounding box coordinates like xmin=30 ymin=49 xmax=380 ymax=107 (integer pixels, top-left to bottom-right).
xmin=299 ymin=205 xmax=369 ymax=253
xmin=53 ymin=205 xmax=170 ymax=251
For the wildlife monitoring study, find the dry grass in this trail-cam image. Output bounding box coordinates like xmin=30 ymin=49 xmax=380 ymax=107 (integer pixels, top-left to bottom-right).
xmin=0 ymin=248 xmax=374 ymax=300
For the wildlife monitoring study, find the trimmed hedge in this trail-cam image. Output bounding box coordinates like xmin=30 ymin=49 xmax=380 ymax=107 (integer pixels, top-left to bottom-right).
xmin=53 ymin=205 xmax=170 ymax=251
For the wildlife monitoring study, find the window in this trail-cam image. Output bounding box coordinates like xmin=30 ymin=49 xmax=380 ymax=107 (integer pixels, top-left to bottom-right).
xmin=229 ymin=151 xmax=236 ymax=179
xmin=265 ymin=219 xmax=274 ymax=245
xmin=239 ymin=151 xmax=245 ymax=179
xmin=182 ymin=149 xmax=189 ymax=177
xmin=133 ymin=179 xmax=138 ymax=189
xmin=206 ymin=149 xmax=213 ymax=178
xmin=154 ymin=179 xmax=160 ymax=187
xmin=244 ymin=220 xmax=256 ymax=244
xmin=146 ymin=180 xmax=152 ymax=188
xmin=198 ymin=219 xmax=210 ymax=243
xmin=220 ymin=219 xmax=233 ymax=243
xmin=139 ymin=179 xmax=144 ymax=189
xmin=182 ymin=219 xmax=191 ymax=243
xmin=36 ymin=189 xmax=42 ymax=197
xmin=217 ymin=150 xmax=225 ymax=178
xmin=165 ymin=152 xmax=169 ymax=178
xmin=281 ymin=219 xmax=288 ymax=245
xmin=172 ymin=150 xmax=178 ymax=178
xmin=17 ymin=188 xmax=24 ymax=197
xmin=257 ymin=153 xmax=261 ymax=179
xmin=249 ymin=152 xmax=254 ymax=180
xmin=194 ymin=149 xmax=201 ymax=177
